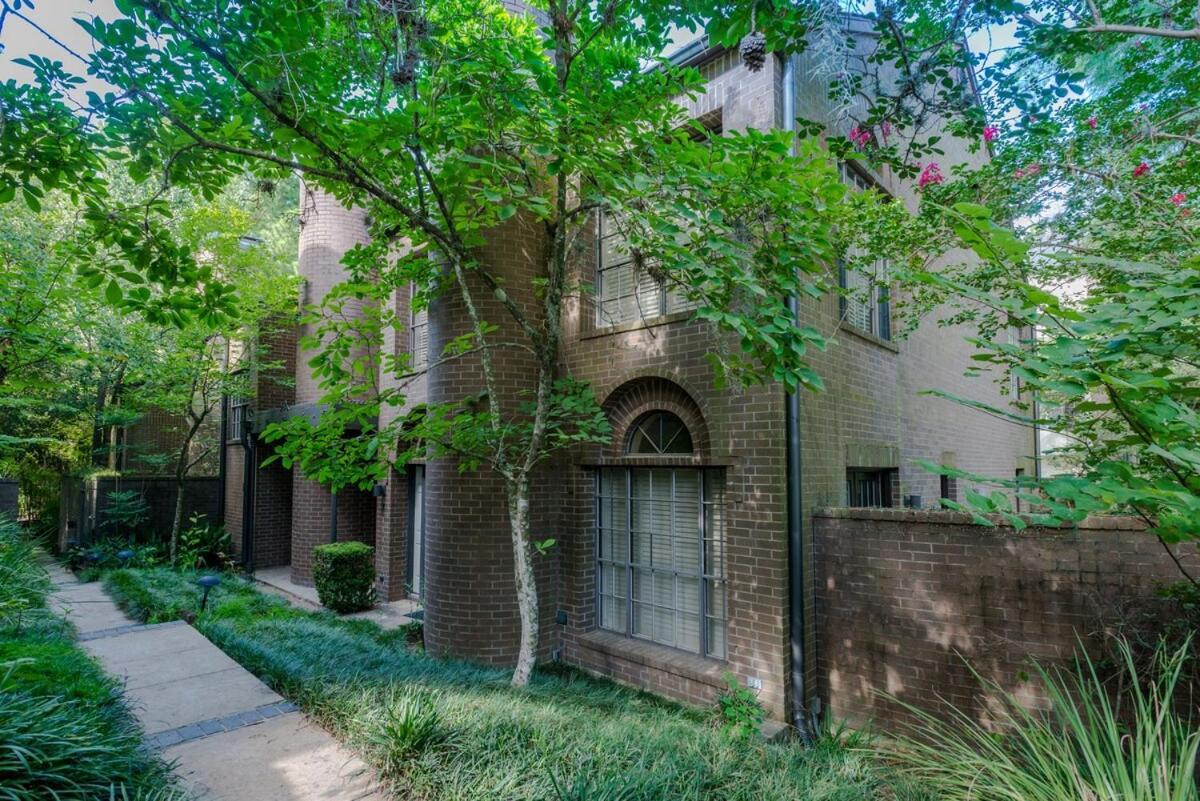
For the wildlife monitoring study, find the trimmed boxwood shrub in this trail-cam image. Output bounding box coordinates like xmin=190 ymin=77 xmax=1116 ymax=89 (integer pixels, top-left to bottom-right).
xmin=313 ymin=541 xmax=377 ymax=613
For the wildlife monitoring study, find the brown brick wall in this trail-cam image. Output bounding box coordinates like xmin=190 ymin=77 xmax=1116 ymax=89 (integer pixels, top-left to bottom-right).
xmin=251 ymin=445 xmax=293 ymax=569
xmin=290 ymin=476 xmax=377 ymax=585
xmin=422 ymin=210 xmax=560 ymax=665
xmin=121 ymin=409 xmax=220 ymax=477
xmin=219 ymin=27 xmax=1038 ymax=724
xmin=297 ymin=186 xmax=372 ymax=405
xmin=374 ymin=466 xmax=409 ymax=600
xmin=813 ymin=509 xmax=1200 ymax=729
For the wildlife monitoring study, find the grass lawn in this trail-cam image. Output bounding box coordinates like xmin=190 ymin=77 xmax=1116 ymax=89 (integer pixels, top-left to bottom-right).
xmin=105 ymin=567 xmax=916 ymax=801
xmin=0 ymin=522 xmax=179 ymax=800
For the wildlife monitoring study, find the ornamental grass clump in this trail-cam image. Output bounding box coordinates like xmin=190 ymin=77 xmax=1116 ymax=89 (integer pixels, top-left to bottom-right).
xmin=313 ymin=541 xmax=377 ymax=614
xmin=0 ymin=520 xmax=180 ymax=799
xmin=879 ymin=637 xmax=1200 ymax=801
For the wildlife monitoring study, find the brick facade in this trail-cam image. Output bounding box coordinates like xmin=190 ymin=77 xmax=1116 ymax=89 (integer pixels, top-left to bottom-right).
xmin=813 ymin=508 xmax=1200 ymax=728
xmin=218 ymin=11 xmax=1040 ymax=724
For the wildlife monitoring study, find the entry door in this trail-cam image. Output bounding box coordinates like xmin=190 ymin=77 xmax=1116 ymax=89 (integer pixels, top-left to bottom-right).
xmin=407 ymin=465 xmax=425 ymax=597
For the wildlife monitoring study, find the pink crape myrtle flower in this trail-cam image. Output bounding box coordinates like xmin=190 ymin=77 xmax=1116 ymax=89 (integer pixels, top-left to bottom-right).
xmin=1086 ymin=116 xmax=1098 ymax=130
xmin=1133 ymin=161 xmax=1150 ymax=178
xmin=918 ymin=162 xmax=944 ymax=189
xmin=848 ymin=125 xmax=872 ymax=148
xmin=1014 ymin=163 xmax=1041 ymax=180
xmin=1171 ymin=192 xmax=1187 ymax=207
xmin=880 ymin=120 xmax=892 ymax=142
xmin=983 ymin=125 xmax=999 ymax=143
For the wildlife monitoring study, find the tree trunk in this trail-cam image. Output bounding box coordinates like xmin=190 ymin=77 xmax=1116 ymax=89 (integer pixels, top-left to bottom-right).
xmin=507 ymin=477 xmax=539 ymax=687
xmin=170 ymin=476 xmax=185 ymax=566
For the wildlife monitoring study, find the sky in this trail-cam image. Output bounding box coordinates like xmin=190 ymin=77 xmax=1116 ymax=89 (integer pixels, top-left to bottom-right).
xmin=0 ymin=0 xmax=117 ymax=95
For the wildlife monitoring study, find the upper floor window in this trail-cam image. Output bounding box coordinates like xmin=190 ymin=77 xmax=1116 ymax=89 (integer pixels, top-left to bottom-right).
xmin=410 ymin=292 xmax=429 ymax=372
xmin=595 ymin=210 xmax=694 ymax=327
xmin=839 ymin=164 xmax=892 ymax=341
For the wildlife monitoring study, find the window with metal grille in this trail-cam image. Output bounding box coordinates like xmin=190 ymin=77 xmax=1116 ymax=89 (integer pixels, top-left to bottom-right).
xmin=596 ymin=413 xmax=726 ymax=658
xmin=595 ymin=210 xmax=694 ymax=327
xmin=940 ymin=474 xmax=958 ymax=503
xmin=838 ymin=164 xmax=892 ymax=341
xmin=846 ymin=468 xmax=896 ymax=508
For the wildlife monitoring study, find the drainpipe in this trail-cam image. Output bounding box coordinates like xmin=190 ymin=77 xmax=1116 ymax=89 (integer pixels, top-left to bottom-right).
xmin=329 ymin=492 xmax=339 ymax=543
xmin=240 ymin=416 xmax=256 ymax=572
xmin=782 ymin=51 xmax=814 ymax=744
xmin=217 ymin=394 xmax=228 ymax=526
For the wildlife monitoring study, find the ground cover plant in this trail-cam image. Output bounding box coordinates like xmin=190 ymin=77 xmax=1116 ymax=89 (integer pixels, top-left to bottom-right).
xmin=104 ymin=567 xmax=906 ymax=800
xmin=880 ymin=638 xmax=1200 ymax=801
xmin=0 ymin=517 xmax=180 ymax=800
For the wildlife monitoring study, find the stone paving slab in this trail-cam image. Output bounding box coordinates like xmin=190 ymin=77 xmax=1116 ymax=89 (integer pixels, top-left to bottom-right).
xmin=167 ymin=712 xmax=384 ymax=801
xmin=83 ymin=624 xmax=252 ymax=692
xmin=45 ymin=553 xmax=385 ymax=800
xmin=50 ymin=580 xmax=137 ymax=634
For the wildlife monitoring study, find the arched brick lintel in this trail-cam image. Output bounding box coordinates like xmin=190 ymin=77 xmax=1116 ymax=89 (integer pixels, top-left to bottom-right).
xmin=600 ymin=376 xmax=711 ymax=460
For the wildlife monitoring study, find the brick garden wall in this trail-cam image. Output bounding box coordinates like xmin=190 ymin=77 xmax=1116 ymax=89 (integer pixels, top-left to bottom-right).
xmin=813 ymin=508 xmax=1200 ymax=729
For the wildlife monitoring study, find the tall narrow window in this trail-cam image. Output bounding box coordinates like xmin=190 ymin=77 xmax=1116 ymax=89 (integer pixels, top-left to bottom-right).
xmin=410 ymin=303 xmax=429 ymax=371
xmin=838 ymin=164 xmax=892 ymax=341
xmin=596 ymin=412 xmax=726 ymax=658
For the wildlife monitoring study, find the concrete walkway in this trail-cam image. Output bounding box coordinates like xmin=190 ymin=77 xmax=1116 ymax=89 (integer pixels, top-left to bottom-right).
xmin=45 ymin=557 xmax=384 ymax=801
xmin=255 ymin=565 xmax=421 ymax=630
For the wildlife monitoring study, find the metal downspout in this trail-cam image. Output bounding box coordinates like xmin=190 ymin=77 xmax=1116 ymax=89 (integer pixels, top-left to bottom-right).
xmin=217 ymin=394 xmax=228 ymax=526
xmin=240 ymin=417 xmax=256 ymax=572
xmin=782 ymin=51 xmax=813 ymax=743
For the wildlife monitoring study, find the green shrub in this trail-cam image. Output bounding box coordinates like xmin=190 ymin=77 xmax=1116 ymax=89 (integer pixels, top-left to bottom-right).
xmin=97 ymin=490 xmax=150 ymax=539
xmin=70 ymin=537 xmax=163 ymax=581
xmin=176 ymin=512 xmax=234 ymax=570
xmin=715 ymin=672 xmax=764 ymax=741
xmin=879 ymin=637 xmax=1200 ymax=801
xmin=313 ymin=541 xmax=376 ymax=614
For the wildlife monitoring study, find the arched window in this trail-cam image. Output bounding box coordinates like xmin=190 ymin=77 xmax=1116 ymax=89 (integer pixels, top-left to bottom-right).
xmin=597 ymin=410 xmax=726 ymax=659
xmin=625 ymin=411 xmax=693 ymax=455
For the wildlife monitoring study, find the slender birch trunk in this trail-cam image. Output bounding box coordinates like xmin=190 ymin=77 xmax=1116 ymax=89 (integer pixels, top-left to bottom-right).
xmin=507 ymin=477 xmax=538 ymax=687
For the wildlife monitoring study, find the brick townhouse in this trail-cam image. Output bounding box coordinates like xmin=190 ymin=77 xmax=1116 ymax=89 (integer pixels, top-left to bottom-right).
xmin=221 ymin=11 xmax=1037 ymax=727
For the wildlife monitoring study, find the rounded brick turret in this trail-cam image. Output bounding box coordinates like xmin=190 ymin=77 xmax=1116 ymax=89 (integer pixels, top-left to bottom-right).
xmin=290 ymin=186 xmax=377 ymax=586
xmin=422 ymin=214 xmax=558 ymax=666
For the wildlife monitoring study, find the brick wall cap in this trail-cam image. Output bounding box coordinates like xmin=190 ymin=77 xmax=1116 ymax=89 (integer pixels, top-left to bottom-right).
xmin=812 ymin=506 xmax=1147 ymax=532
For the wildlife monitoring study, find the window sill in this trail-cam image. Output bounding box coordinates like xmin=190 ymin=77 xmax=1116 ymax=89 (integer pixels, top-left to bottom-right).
xmin=839 ymin=324 xmax=899 ymax=353
xmin=578 ymin=629 xmax=727 ymax=688
xmin=581 ymin=310 xmax=695 ymax=340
